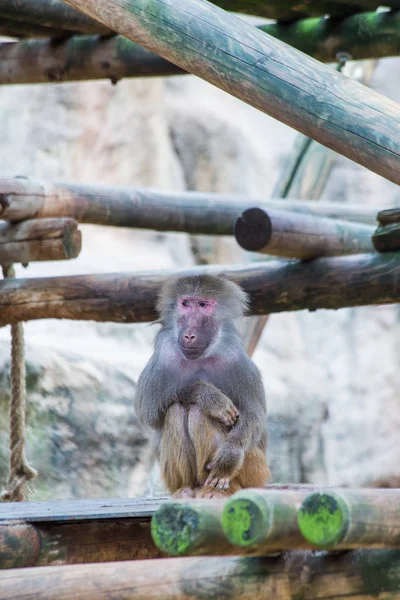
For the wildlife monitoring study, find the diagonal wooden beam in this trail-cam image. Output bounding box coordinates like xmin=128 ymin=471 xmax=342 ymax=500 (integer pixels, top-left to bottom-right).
xmin=61 ymin=0 xmax=400 ymax=185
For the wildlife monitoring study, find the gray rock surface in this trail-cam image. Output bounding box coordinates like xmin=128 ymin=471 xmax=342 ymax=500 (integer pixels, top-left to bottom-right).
xmin=1 ymin=59 xmax=399 ymax=500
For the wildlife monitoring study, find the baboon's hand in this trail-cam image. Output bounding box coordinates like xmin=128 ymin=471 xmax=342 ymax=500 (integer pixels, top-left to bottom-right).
xmin=204 ymin=444 xmax=244 ymax=490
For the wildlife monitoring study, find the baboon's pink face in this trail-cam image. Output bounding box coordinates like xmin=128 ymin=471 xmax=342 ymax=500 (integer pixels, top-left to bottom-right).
xmin=176 ymin=296 xmax=218 ymax=360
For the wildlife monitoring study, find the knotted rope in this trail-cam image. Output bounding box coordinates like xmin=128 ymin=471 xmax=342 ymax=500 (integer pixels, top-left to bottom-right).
xmin=1 ymin=264 xmax=37 ymax=502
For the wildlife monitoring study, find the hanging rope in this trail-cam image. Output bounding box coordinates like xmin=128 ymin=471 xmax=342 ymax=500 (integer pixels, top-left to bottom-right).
xmin=1 ymin=264 xmax=37 ymax=502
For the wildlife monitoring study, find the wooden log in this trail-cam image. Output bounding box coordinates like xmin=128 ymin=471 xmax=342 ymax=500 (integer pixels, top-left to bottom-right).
xmin=0 ymin=218 xmax=81 ymax=265
xmin=3 ymin=550 xmax=400 ymax=599
xmin=1 ymin=12 xmax=398 ymax=84
xmin=1 ymin=252 xmax=400 ymax=326
xmin=62 ymin=0 xmax=400 ymax=185
xmin=373 ymin=208 xmax=400 ymax=252
xmin=222 ymin=489 xmax=309 ymax=552
xmin=0 ymin=522 xmax=41 ymax=569
xmin=0 ymin=0 xmax=112 ymax=35
xmin=0 ymin=179 xmax=387 ymax=229
xmin=0 ymin=18 xmax=69 ymax=39
xmin=151 ymin=500 xmax=236 ymax=557
xmin=0 ymin=497 xmax=167 ymax=569
xmin=298 ymin=489 xmax=400 ymax=549
xmin=234 ymin=207 xmax=375 ymax=259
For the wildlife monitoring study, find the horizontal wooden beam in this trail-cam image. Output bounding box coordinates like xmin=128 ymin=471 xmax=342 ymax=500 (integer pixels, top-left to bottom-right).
xmin=0 ymin=218 xmax=81 ymax=265
xmin=0 ymin=0 xmax=389 ymax=37
xmin=2 ymin=550 xmax=400 ymax=599
xmin=235 ymin=207 xmax=375 ymax=259
xmin=0 ymin=497 xmax=167 ymax=569
xmin=1 ymin=252 xmax=400 ymax=326
xmin=0 ymin=0 xmax=112 ymax=35
xmin=0 ymin=18 xmax=68 ymax=38
xmin=299 ymin=489 xmax=400 ymax=549
xmin=1 ymin=11 xmax=399 ymax=83
xmin=62 ymin=0 xmax=400 ymax=185
xmin=0 ymin=179 xmax=387 ymax=232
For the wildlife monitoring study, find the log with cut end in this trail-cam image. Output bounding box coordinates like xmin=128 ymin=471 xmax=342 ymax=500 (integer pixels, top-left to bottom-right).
xmin=222 ymin=488 xmax=310 ymax=552
xmin=234 ymin=207 xmax=375 ymax=259
xmin=373 ymin=208 xmax=400 ymax=252
xmin=151 ymin=500 xmax=236 ymax=556
xmin=298 ymin=489 xmax=400 ymax=549
xmin=0 ymin=179 xmax=387 ymax=230
xmin=61 ymin=0 xmax=400 ymax=185
xmin=2 ymin=550 xmax=400 ymax=599
xmin=1 ymin=252 xmax=400 ymax=326
xmin=0 ymin=218 xmax=81 ymax=264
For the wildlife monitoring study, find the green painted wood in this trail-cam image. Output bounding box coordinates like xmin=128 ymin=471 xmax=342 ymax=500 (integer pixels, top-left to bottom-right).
xmin=1 ymin=252 xmax=400 ymax=326
xmin=298 ymin=490 xmax=400 ymax=549
xmin=62 ymin=0 xmax=400 ymax=185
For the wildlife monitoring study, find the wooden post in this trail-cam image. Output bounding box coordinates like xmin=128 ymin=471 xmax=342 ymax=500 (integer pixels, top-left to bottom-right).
xmin=372 ymin=208 xmax=400 ymax=252
xmin=3 ymin=550 xmax=400 ymax=599
xmin=62 ymin=0 xmax=400 ymax=185
xmin=298 ymin=489 xmax=400 ymax=549
xmin=151 ymin=501 xmax=236 ymax=556
xmin=1 ymin=252 xmax=400 ymax=326
xmin=0 ymin=179 xmax=387 ymax=229
xmin=0 ymin=523 xmax=40 ymax=569
xmin=1 ymin=12 xmax=398 ymax=84
xmin=222 ymin=489 xmax=309 ymax=552
xmin=234 ymin=207 xmax=375 ymax=259
xmin=0 ymin=218 xmax=81 ymax=264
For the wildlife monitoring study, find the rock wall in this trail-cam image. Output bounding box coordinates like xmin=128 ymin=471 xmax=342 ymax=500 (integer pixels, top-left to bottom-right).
xmin=0 ymin=58 xmax=399 ymax=500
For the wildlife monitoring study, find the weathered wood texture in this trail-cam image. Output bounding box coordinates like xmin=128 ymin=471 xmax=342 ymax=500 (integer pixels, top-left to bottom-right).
xmin=3 ymin=550 xmax=400 ymax=599
xmin=0 ymin=0 xmax=112 ymax=34
xmin=0 ymin=519 xmax=161 ymax=569
xmin=1 ymin=252 xmax=400 ymax=326
xmin=62 ymin=0 xmax=400 ymax=185
xmin=1 ymin=0 xmax=395 ymax=37
xmin=0 ymin=218 xmax=81 ymax=264
xmin=298 ymin=489 xmax=400 ymax=549
xmin=0 ymin=179 xmax=386 ymax=229
xmin=1 ymin=12 xmax=398 ymax=84
xmin=0 ymin=496 xmax=167 ymax=522
xmin=235 ymin=207 xmax=375 ymax=259
xmin=373 ymin=208 xmax=400 ymax=252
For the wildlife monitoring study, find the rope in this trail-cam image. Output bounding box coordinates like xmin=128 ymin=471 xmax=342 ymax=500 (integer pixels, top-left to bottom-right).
xmin=1 ymin=264 xmax=37 ymax=502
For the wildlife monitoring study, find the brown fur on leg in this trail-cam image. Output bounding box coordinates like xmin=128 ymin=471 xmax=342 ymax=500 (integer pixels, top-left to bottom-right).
xmin=159 ymin=403 xmax=196 ymax=494
xmin=187 ymin=404 xmax=270 ymax=498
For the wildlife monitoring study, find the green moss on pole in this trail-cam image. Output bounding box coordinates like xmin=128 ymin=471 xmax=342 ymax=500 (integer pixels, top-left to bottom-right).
xmin=151 ymin=501 xmax=235 ymax=556
xmin=298 ymin=493 xmax=349 ymax=547
xmin=222 ymin=493 xmax=271 ymax=548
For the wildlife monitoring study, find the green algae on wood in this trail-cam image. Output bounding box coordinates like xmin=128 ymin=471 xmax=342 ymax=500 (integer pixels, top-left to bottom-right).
xmin=151 ymin=501 xmax=236 ymax=556
xmin=298 ymin=492 xmax=349 ymax=547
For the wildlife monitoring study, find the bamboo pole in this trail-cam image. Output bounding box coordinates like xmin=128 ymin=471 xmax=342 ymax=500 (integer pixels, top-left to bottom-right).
xmin=234 ymin=207 xmax=375 ymax=259
xmin=1 ymin=12 xmax=398 ymax=84
xmin=151 ymin=500 xmax=236 ymax=556
xmin=0 ymin=18 xmax=68 ymax=39
xmin=3 ymin=550 xmax=400 ymax=599
xmin=62 ymin=0 xmax=400 ymax=185
xmin=0 ymin=218 xmax=81 ymax=264
xmin=298 ymin=489 xmax=400 ymax=549
xmin=0 ymin=252 xmax=400 ymax=326
xmin=0 ymin=179 xmax=387 ymax=229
